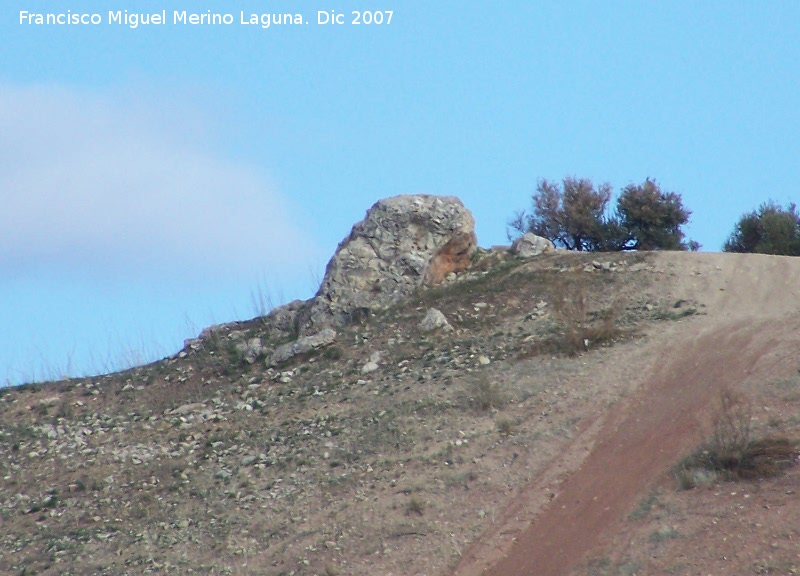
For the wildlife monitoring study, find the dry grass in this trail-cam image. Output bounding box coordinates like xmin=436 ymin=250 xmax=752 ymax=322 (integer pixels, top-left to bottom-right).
xmin=549 ymin=272 xmax=626 ymax=356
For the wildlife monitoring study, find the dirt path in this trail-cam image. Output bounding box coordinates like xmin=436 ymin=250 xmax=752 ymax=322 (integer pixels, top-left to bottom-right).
xmin=450 ymin=252 xmax=800 ymax=576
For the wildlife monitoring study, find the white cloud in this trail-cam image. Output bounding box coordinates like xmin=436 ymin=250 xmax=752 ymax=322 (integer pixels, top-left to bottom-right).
xmin=0 ymin=83 xmax=315 ymax=277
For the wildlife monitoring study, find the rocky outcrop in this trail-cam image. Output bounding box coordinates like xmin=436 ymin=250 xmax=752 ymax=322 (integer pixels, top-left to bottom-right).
xmin=186 ymin=194 xmax=479 ymax=365
xmin=299 ymin=194 xmax=476 ymax=334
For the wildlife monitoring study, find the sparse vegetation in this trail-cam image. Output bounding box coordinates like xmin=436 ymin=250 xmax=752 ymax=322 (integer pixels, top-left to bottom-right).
xmin=649 ymin=525 xmax=680 ymax=544
xmin=628 ymin=489 xmax=662 ymax=521
xmin=652 ymin=299 xmax=699 ymax=321
xmin=497 ymin=417 xmax=515 ymax=436
xmin=549 ymin=272 xmax=625 ymax=356
xmin=469 ymin=376 xmax=505 ymax=412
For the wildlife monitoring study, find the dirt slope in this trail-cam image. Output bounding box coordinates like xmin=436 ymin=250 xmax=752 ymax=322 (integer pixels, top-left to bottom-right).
xmin=2 ymin=251 xmax=799 ymax=576
xmin=452 ymin=252 xmax=800 ymax=576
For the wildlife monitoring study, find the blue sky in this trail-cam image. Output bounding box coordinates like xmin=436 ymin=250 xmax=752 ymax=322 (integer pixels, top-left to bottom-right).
xmin=2 ymin=1 xmax=799 ymax=384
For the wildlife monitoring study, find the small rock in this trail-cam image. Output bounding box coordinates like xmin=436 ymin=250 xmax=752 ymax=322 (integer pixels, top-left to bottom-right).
xmin=361 ymin=362 xmax=379 ymax=375
xmin=419 ymin=308 xmax=454 ymax=333
xmin=235 ymin=337 xmax=264 ymax=364
xmin=240 ymin=455 xmax=257 ymax=467
xmin=510 ymin=232 xmax=554 ymax=257
xmin=267 ymin=328 xmax=337 ymax=367
xmin=478 ymin=355 xmax=491 ymax=366
xmin=172 ymin=403 xmax=205 ymax=416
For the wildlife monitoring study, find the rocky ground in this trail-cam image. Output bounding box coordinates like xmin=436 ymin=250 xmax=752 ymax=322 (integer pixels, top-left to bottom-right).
xmin=1 ymin=250 xmax=799 ymax=576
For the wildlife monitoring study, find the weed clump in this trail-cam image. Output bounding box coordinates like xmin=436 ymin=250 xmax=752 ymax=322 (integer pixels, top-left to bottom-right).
xmin=497 ymin=418 xmax=515 ymax=437
xmin=676 ymin=389 xmax=800 ymax=489
xmin=468 ymin=377 xmax=505 ymax=412
xmin=405 ymin=496 xmax=425 ymax=516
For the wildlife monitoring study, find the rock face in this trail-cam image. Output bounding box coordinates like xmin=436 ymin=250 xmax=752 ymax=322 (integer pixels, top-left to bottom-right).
xmin=511 ymin=232 xmax=555 ymax=258
xmin=424 ymin=232 xmax=477 ymax=285
xmin=299 ymin=195 xmax=476 ymax=334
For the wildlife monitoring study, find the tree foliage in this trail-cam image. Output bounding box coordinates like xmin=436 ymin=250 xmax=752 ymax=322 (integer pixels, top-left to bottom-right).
xmin=614 ymin=179 xmax=692 ymax=250
xmin=509 ymin=177 xmax=694 ymax=252
xmin=723 ymin=201 xmax=800 ymax=255
xmin=525 ymin=177 xmax=612 ymax=251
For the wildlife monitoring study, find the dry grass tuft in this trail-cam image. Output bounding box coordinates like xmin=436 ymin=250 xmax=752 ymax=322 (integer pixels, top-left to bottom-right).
xmin=676 ymin=388 xmax=800 ymax=488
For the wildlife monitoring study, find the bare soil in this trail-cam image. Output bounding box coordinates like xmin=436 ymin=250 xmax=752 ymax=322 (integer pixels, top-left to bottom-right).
xmin=453 ymin=252 xmax=800 ymax=576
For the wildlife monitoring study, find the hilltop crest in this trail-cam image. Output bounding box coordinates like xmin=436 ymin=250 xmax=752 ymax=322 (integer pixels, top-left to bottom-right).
xmin=1 ymin=198 xmax=799 ymax=576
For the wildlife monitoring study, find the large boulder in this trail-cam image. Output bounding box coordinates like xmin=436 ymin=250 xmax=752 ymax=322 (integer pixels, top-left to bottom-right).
xmin=300 ymin=194 xmax=476 ymax=334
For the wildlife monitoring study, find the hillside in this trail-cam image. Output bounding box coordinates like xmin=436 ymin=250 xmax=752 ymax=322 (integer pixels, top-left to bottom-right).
xmin=1 ymin=250 xmax=799 ymax=576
